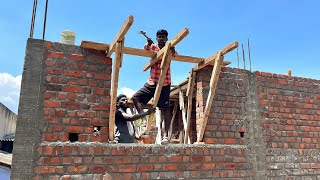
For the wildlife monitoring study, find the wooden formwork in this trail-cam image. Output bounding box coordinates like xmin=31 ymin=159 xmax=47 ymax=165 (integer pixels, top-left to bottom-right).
xmin=80 ymin=15 xmax=238 ymax=144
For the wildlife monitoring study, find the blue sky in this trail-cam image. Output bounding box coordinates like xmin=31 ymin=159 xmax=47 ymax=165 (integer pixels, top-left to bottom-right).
xmin=0 ymin=0 xmax=319 ymax=113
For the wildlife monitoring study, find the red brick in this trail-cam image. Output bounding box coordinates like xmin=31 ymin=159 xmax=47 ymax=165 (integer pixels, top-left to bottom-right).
xmin=45 ymin=59 xmax=54 ymax=67
xmin=89 ymin=165 xmax=107 ymax=173
xmin=46 ymin=51 xmax=64 ymax=59
xmin=35 ymin=166 xmax=56 ymax=174
xmin=93 ymin=88 xmax=105 ymax=95
xmin=44 ymin=134 xmax=58 ymax=142
xmin=92 ymin=104 xmax=109 ymax=110
xmin=94 ymin=73 xmax=110 ymax=80
xmin=45 ymin=42 xmax=52 ymax=49
xmin=202 ymin=163 xmax=216 ymax=170
xmin=225 ymin=138 xmax=236 ymax=144
xmin=90 ymin=135 xmax=108 ymax=142
xmin=163 ymin=164 xmax=179 ymax=171
xmin=137 ymin=165 xmax=154 ymax=171
xmin=65 ymin=126 xmax=84 ymax=133
xmin=98 ymin=57 xmax=112 ymax=65
xmin=62 ymin=102 xmax=81 ymax=109
xmin=63 ymin=86 xmax=83 ymax=93
xmin=119 ymin=165 xmax=136 ymax=172
xmin=44 ymin=100 xmax=61 ymax=108
xmin=69 ymin=54 xmax=84 ymax=61
xmin=278 ymin=79 xmax=287 ymax=85
xmin=64 ymin=70 xmax=84 ymax=77
xmin=47 ymin=68 xmax=63 ymax=75
xmin=300 ymin=115 xmax=310 ymax=120
xmin=67 ymin=165 xmax=87 ymax=173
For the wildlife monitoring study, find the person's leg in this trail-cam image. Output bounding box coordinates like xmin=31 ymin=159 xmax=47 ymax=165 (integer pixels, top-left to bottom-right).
xmin=132 ymin=83 xmax=154 ymax=114
xmin=162 ymin=108 xmax=171 ymax=138
xmin=158 ymin=84 xmax=171 ymax=144
xmin=131 ymin=83 xmax=155 ymax=134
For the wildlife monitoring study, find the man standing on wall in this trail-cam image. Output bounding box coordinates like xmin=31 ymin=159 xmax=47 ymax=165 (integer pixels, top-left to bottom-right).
xmin=132 ymin=29 xmax=177 ymax=144
xmin=115 ymin=94 xmax=155 ymax=143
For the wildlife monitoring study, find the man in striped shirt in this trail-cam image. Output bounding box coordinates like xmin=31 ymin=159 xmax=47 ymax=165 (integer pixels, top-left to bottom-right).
xmin=132 ymin=29 xmax=177 ymax=144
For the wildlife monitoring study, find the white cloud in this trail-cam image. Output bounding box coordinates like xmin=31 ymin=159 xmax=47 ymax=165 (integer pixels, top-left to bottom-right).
xmin=118 ymin=87 xmax=136 ymax=98
xmin=0 ymin=73 xmax=21 ymax=113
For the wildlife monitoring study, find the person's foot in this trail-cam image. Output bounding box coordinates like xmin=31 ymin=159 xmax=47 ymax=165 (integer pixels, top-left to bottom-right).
xmin=161 ymin=137 xmax=169 ymax=145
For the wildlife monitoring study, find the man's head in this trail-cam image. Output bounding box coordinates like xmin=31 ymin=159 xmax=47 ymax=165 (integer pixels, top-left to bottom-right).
xmin=156 ymin=29 xmax=168 ymax=46
xmin=116 ymin=94 xmax=128 ymax=109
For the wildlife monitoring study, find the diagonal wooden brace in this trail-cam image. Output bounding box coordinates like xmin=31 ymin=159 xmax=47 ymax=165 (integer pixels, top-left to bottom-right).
xmin=145 ymin=42 xmax=172 ymax=135
xmin=143 ymin=28 xmax=189 ymax=71
xmin=106 ymin=15 xmax=134 ymax=57
xmin=197 ymin=52 xmax=224 ymax=143
xmin=194 ymin=41 xmax=237 ymax=71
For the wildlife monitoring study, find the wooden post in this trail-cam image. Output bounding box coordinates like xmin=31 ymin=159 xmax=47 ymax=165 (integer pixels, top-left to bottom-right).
xmin=106 ymin=15 xmax=134 ymax=57
xmin=184 ymin=69 xmax=196 ymax=144
xmin=179 ymin=90 xmax=187 ymax=135
xmin=197 ymin=52 xmax=224 ymax=143
xmin=108 ymin=40 xmax=124 ymax=141
xmin=155 ymin=108 xmax=162 ymax=144
xmin=145 ymin=43 xmax=172 ymax=135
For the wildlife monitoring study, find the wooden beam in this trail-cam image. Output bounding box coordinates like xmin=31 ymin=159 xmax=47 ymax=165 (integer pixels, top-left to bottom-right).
xmin=108 ymin=41 xmax=124 ymax=141
xmin=106 ymin=15 xmax=134 ymax=57
xmin=143 ymin=28 xmax=189 ymax=71
xmin=81 ymin=41 xmax=231 ymax=65
xmin=197 ymin=52 xmax=224 ymax=142
xmin=170 ymin=83 xmax=188 ymax=97
xmin=145 ymin=42 xmax=172 ymax=134
xmin=194 ymin=41 xmax=238 ymax=71
xmin=184 ymin=69 xmax=196 ymax=144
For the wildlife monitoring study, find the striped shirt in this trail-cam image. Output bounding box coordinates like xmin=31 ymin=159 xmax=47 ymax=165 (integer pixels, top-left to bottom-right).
xmin=144 ymin=43 xmax=177 ymax=86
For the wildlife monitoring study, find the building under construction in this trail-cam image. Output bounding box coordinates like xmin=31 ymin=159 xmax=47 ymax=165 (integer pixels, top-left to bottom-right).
xmin=9 ymin=10 xmax=320 ymax=180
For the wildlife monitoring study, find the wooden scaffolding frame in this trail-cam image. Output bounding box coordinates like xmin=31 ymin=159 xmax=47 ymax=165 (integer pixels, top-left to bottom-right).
xmin=80 ymin=15 xmax=238 ymax=144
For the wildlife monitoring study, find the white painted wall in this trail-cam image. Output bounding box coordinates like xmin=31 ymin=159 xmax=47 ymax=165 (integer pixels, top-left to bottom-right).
xmin=0 ymin=102 xmax=17 ymax=139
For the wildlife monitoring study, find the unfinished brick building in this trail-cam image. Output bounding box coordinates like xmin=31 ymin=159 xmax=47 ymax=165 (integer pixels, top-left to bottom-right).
xmin=11 ymin=16 xmax=320 ymax=180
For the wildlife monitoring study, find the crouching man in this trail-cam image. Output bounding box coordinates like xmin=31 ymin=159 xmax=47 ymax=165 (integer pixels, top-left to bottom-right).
xmin=115 ymin=94 xmax=155 ymax=143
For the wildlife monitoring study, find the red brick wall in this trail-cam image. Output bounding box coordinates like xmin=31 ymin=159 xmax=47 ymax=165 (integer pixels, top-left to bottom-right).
xmin=196 ymin=67 xmax=248 ymax=145
xmin=256 ymin=71 xmax=320 ymax=178
xmin=31 ymin=42 xmax=254 ymax=179
xmin=14 ymin=39 xmax=320 ymax=179
xmin=42 ymin=42 xmax=112 ymax=143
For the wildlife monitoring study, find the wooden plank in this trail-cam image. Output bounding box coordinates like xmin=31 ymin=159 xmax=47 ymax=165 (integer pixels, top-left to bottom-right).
xmin=81 ymin=41 xmax=231 ymax=65
xmin=143 ymin=28 xmax=189 ymax=71
xmin=168 ymin=101 xmax=178 ymax=139
xmin=106 ymin=15 xmax=134 ymax=57
xmin=179 ymin=90 xmax=187 ymax=130
xmin=170 ymin=83 xmax=188 ymax=98
xmin=197 ymin=52 xmax=224 ymax=142
xmin=194 ymin=41 xmax=238 ymax=71
xmin=155 ymin=108 xmax=162 ymax=144
xmin=108 ymin=42 xmax=124 ymax=141
xmin=170 ymin=78 xmax=189 ymax=92
xmin=184 ymin=69 xmax=196 ymax=144
xmin=145 ymin=42 xmax=172 ymax=134
xmin=118 ymin=38 xmax=125 ymax=67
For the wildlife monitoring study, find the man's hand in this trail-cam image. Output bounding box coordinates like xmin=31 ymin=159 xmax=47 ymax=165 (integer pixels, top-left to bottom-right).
xmin=147 ymin=107 xmax=156 ymax=114
xmin=147 ymin=38 xmax=153 ymax=46
xmin=170 ymin=46 xmax=176 ymax=55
